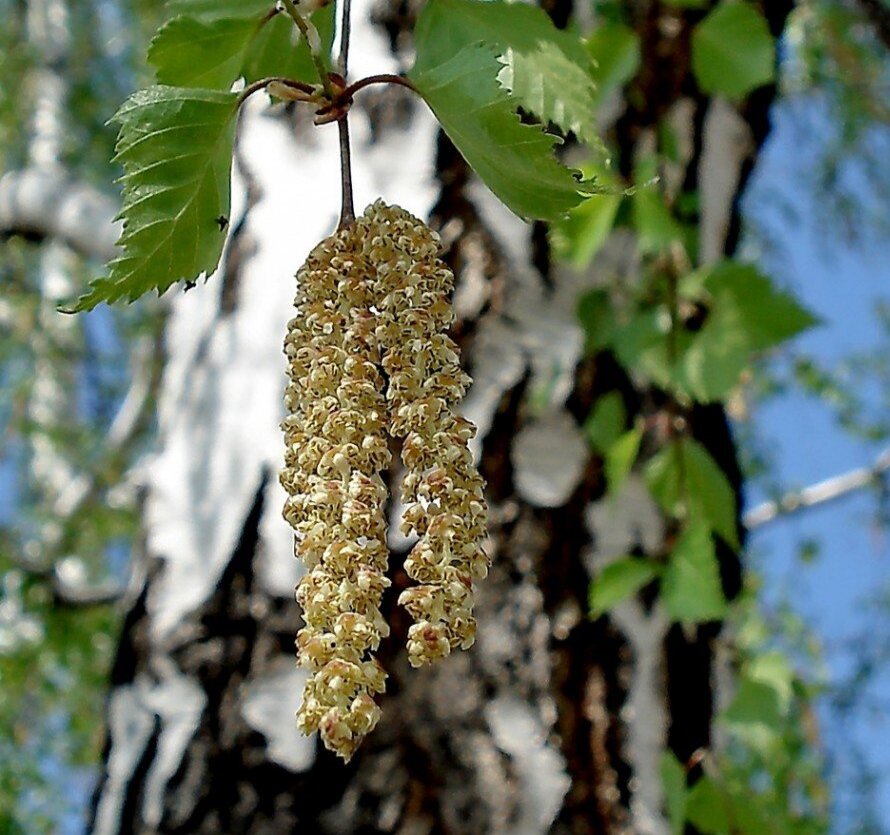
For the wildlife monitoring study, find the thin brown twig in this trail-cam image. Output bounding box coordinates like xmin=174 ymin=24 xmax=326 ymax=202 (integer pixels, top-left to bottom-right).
xmin=336 ymin=0 xmax=355 ymax=228
xmin=342 ymin=73 xmax=418 ymax=100
xmin=338 ymin=118 xmax=355 ymax=227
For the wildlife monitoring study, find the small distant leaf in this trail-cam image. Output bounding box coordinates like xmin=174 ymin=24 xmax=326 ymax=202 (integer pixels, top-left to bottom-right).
xmin=577 ymin=289 xmax=616 ymax=353
xmin=746 ymin=651 xmax=795 ymax=714
xmin=682 ymin=261 xmax=818 ymax=401
xmin=605 ymin=425 xmax=643 ymax=494
xmin=414 ymin=0 xmax=598 ymax=144
xmin=645 ymin=437 xmax=739 ymax=548
xmin=611 ymin=308 xmax=689 ymax=390
xmin=550 ymin=162 xmax=622 ymax=267
xmin=586 ymin=21 xmax=641 ymax=108
xmin=589 ymin=557 xmax=659 ymax=617
xmin=721 ymin=677 xmax=785 ymax=753
xmin=149 ymin=16 xmax=256 ymax=89
xmin=583 ymin=391 xmax=626 ymax=452
xmin=660 ymin=752 xmax=688 ymax=835
xmin=70 ymin=86 xmax=238 ymax=311
xmin=632 ymin=184 xmax=686 ymax=254
xmin=662 ymin=523 xmax=727 ymax=623
xmin=410 ymin=43 xmax=585 ymax=221
xmin=686 ymin=777 xmax=731 ymax=834
xmin=692 ymin=2 xmax=776 ymax=100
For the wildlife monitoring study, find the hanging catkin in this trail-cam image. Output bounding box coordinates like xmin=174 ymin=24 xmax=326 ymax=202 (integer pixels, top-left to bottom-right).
xmin=282 ymin=223 xmax=391 ymax=761
xmin=282 ymin=202 xmax=488 ymax=760
xmin=361 ymin=202 xmax=489 ymax=667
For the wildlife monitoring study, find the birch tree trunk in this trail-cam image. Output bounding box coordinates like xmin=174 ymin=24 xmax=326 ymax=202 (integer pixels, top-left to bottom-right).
xmin=89 ymin=1 xmax=793 ymax=832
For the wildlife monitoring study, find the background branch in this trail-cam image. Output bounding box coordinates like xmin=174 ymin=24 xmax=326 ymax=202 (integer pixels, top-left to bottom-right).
xmin=0 ymin=168 xmax=119 ymax=261
xmin=744 ymin=447 xmax=890 ymax=529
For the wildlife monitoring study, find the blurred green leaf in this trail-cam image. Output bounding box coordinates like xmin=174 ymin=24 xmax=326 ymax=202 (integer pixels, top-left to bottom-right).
xmin=587 ymin=21 xmax=641 ymax=108
xmin=583 ymin=391 xmax=626 ymax=452
xmin=662 ymin=522 xmax=727 ymax=622
xmin=682 ymin=262 xmax=819 ymax=401
xmin=646 ymin=437 xmax=739 ymax=547
xmin=661 ymin=751 xmax=688 ymax=835
xmin=589 ymin=557 xmax=659 ymax=616
xmin=692 ymin=2 xmax=775 ymax=100
xmin=605 ymin=425 xmax=643 ymax=493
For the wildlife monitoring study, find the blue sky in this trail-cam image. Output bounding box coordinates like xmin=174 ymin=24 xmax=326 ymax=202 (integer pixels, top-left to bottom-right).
xmin=744 ymin=92 xmax=890 ymax=828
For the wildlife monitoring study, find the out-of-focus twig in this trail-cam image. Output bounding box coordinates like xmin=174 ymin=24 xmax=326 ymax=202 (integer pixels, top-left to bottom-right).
xmin=744 ymin=447 xmax=890 ymax=529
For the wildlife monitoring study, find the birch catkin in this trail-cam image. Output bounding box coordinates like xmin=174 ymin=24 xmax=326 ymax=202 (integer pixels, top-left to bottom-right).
xmin=281 ymin=202 xmax=488 ymax=759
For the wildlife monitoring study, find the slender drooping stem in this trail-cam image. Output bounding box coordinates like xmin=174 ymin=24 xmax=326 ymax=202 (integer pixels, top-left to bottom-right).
xmin=338 ymin=119 xmax=355 ymax=227
xmin=280 ymin=0 xmax=333 ymax=97
xmin=337 ymin=0 xmax=355 ymax=228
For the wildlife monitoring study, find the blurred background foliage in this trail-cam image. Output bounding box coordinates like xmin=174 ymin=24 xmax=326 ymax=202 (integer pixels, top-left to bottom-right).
xmin=0 ymin=0 xmax=888 ymax=832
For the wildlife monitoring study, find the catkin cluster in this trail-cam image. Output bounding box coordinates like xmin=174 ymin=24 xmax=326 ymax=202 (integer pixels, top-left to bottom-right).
xmin=281 ymin=201 xmax=488 ymax=760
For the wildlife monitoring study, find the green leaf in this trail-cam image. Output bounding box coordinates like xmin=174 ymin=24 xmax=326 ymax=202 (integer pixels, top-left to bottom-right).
xmin=149 ymin=16 xmax=257 ymax=89
xmin=149 ymin=6 xmax=334 ymax=90
xmin=746 ymin=651 xmax=794 ymax=714
xmin=661 ymin=523 xmax=727 ymax=623
xmin=244 ymin=4 xmax=335 ymax=83
xmin=550 ymin=162 xmax=622 ymax=267
xmin=660 ymin=752 xmax=688 ymax=835
xmin=590 ymin=557 xmax=659 ymax=617
xmin=692 ymin=2 xmax=776 ymax=100
xmin=577 ymin=289 xmax=616 ymax=353
xmin=632 ymin=186 xmax=686 ymax=254
xmin=721 ymin=677 xmax=786 ymax=753
xmin=611 ymin=308 xmax=691 ymax=390
xmin=413 ymin=0 xmax=598 ymax=144
xmin=645 ymin=437 xmax=739 ymax=548
xmin=686 ymin=777 xmax=730 ymax=834
xmin=583 ymin=391 xmax=626 ymax=452
xmin=605 ymin=425 xmax=642 ymax=494
xmin=70 ymin=86 xmax=238 ymax=311
xmin=166 ymin=0 xmax=273 ymax=20
xmin=409 ymin=43 xmax=584 ymax=221
xmin=586 ymin=21 xmax=641 ymax=108
xmin=682 ymin=262 xmax=818 ymax=401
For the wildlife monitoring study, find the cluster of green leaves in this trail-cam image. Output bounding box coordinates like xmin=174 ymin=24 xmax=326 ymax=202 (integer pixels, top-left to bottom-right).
xmin=661 ymin=592 xmax=828 ymax=835
xmin=74 ymin=0 xmax=615 ymax=311
xmin=582 ymin=258 xmax=816 ymax=624
xmin=72 ymin=1 xmax=334 ymax=311
xmin=569 ymin=5 xmax=837 ymax=832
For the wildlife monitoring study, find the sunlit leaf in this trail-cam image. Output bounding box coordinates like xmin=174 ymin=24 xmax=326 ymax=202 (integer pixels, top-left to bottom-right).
xmin=410 ymin=43 xmax=585 ymax=220
xmin=589 ymin=557 xmax=659 ymax=617
xmin=70 ymin=86 xmax=238 ymax=310
xmin=692 ymin=2 xmax=776 ymax=100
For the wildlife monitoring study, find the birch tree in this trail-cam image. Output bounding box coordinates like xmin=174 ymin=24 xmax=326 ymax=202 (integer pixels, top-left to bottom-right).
xmin=2 ymin=0 xmax=888 ymax=832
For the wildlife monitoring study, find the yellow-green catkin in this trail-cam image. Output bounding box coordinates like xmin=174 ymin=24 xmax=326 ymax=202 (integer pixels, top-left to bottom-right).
xmin=282 ymin=224 xmax=390 ymax=761
xmin=360 ymin=202 xmax=489 ymax=667
xmin=282 ymin=202 xmax=489 ymax=759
